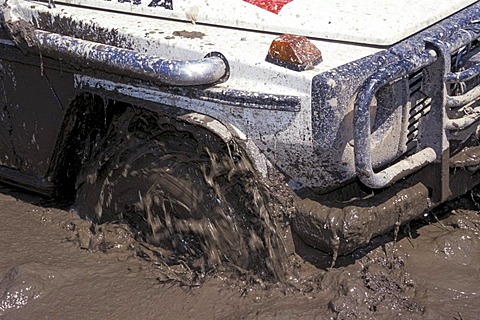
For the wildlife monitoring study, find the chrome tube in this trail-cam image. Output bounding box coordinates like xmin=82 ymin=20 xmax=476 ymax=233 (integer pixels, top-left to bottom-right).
xmin=34 ymin=30 xmax=229 ymax=86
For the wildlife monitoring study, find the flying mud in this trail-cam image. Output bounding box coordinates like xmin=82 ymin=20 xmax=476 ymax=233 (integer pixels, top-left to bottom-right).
xmin=0 ymin=183 xmax=479 ymax=319
xmin=74 ymin=107 xmax=295 ymax=284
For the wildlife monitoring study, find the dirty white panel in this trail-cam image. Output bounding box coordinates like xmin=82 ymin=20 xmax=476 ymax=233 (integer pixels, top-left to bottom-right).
xmin=51 ymin=0 xmax=477 ymax=45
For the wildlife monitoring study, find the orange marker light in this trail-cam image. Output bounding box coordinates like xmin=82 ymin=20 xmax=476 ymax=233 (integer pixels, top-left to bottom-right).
xmin=266 ymin=34 xmax=322 ymax=71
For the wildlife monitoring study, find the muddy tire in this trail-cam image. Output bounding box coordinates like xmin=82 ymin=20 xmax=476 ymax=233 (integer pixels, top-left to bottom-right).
xmin=75 ymin=107 xmax=290 ymax=280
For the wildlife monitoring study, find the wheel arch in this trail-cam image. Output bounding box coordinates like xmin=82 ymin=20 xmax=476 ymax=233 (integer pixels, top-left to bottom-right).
xmin=175 ymin=112 xmax=272 ymax=179
xmin=47 ymin=91 xmax=275 ymax=198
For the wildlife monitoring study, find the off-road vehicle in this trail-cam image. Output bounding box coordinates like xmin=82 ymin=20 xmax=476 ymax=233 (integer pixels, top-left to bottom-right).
xmin=0 ymin=0 xmax=479 ymax=265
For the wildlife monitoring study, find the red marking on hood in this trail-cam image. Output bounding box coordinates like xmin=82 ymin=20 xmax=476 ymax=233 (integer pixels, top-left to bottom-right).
xmin=243 ymin=0 xmax=293 ymax=14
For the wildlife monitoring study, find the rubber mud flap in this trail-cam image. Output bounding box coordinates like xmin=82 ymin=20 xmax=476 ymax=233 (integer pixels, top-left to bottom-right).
xmin=292 ymin=182 xmax=431 ymax=256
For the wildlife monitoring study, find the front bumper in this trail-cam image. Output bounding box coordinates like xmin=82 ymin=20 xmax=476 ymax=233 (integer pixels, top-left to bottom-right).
xmin=296 ymin=7 xmax=480 ymax=257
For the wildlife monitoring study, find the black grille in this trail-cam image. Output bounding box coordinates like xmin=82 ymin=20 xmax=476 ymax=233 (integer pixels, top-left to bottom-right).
xmin=407 ymin=70 xmax=431 ymax=150
xmin=406 ymin=41 xmax=480 ymax=150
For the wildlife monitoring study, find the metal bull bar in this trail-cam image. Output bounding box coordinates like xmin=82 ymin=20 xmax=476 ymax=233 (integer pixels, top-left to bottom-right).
xmin=33 ymin=30 xmax=229 ymax=86
xmin=354 ymin=30 xmax=480 ymax=190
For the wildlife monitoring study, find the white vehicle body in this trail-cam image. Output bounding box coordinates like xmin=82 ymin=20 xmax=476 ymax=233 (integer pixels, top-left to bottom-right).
xmin=53 ymin=0 xmax=476 ymax=45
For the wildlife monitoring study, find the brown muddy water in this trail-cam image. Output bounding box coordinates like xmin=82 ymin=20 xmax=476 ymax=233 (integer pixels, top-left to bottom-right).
xmin=0 ymin=183 xmax=479 ymax=319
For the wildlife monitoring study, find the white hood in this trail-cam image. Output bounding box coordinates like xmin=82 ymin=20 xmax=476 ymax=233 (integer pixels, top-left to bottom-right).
xmin=57 ymin=0 xmax=476 ymax=45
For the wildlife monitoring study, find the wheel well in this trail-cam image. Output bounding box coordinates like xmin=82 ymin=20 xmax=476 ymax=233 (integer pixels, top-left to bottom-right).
xmin=48 ymin=92 xmax=126 ymax=198
xmin=48 ymin=91 xmax=264 ymax=199
xmin=47 ymin=93 xmax=223 ymax=196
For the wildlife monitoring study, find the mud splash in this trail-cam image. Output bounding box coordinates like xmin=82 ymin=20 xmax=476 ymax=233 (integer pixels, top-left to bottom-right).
xmin=2 ymin=183 xmax=480 ymax=319
xmin=74 ymin=107 xmax=294 ymax=285
xmin=66 ymin=104 xmax=476 ymax=320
